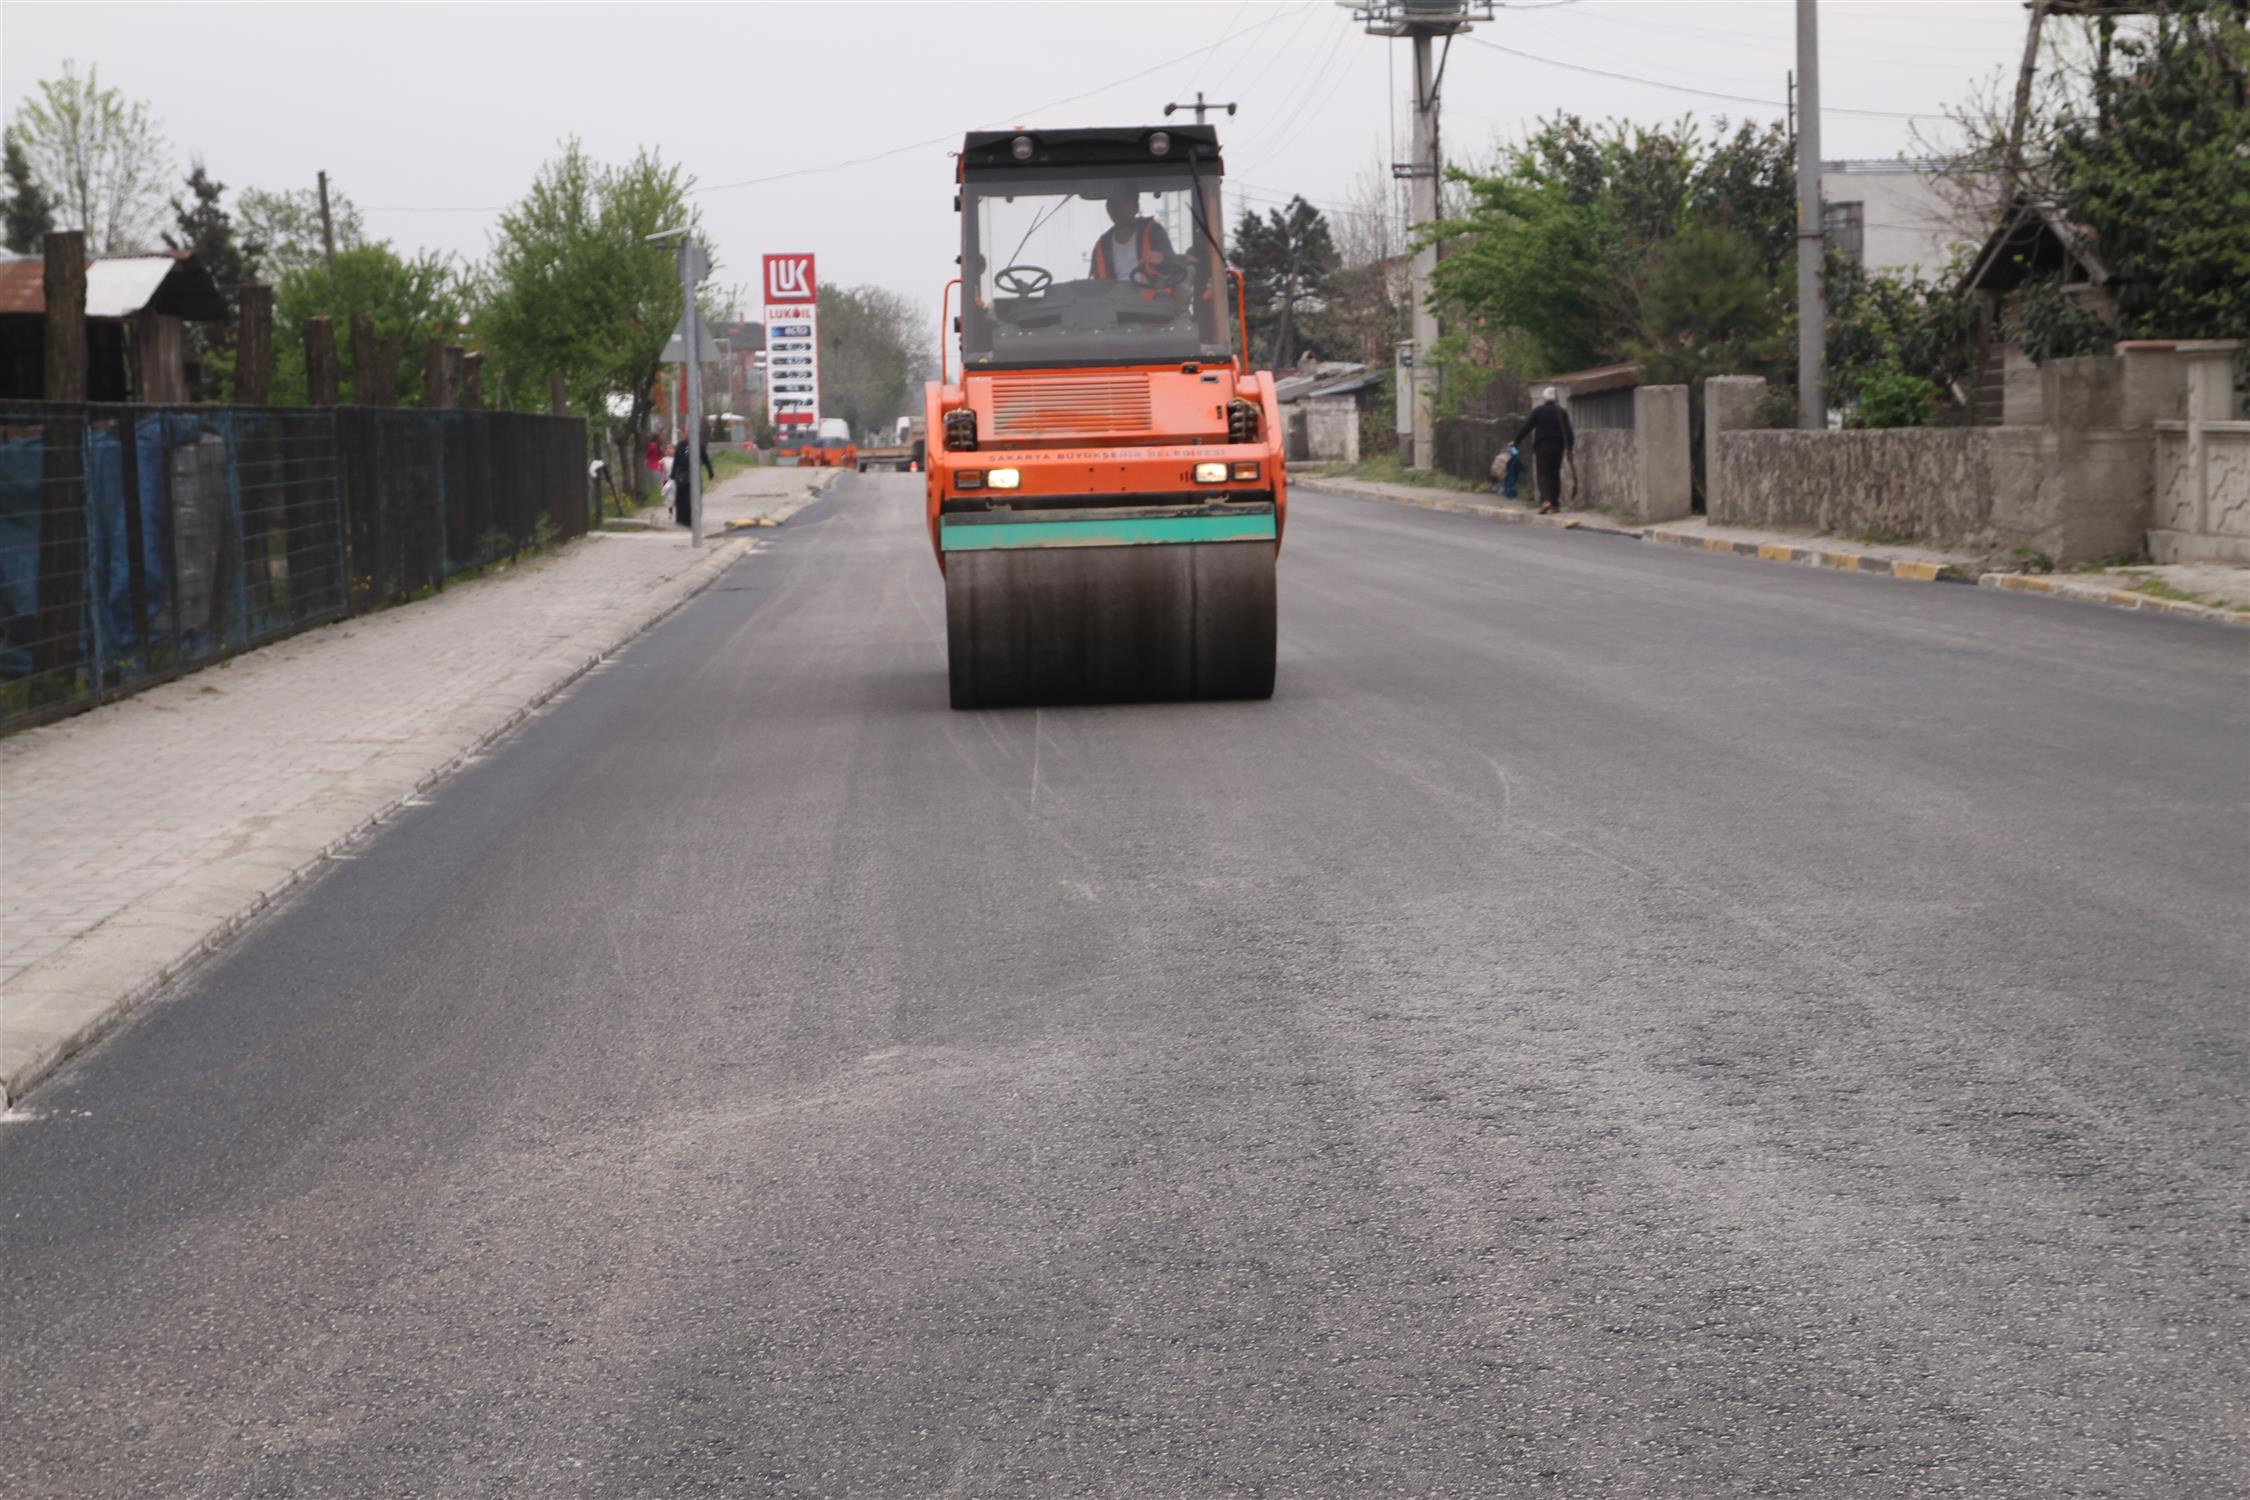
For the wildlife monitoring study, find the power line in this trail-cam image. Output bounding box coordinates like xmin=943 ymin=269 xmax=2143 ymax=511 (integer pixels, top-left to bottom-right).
xmin=368 ymin=8 xmax=1305 ymax=213
xmin=1461 ymin=33 xmax=1934 ymax=119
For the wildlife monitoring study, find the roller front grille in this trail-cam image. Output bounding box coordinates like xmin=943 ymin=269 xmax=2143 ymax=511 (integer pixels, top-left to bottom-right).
xmin=987 ymin=373 xmax=1154 ymax=439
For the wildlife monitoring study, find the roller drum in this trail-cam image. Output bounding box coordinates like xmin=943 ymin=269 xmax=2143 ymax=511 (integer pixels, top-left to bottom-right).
xmin=946 ymin=541 xmax=1276 ymax=709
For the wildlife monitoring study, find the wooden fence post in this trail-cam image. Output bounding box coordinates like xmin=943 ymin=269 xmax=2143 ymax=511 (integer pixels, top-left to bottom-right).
xmin=549 ymin=371 xmax=569 ymax=417
xmin=423 ymin=338 xmax=451 ymax=409
xmin=372 ymin=337 xmax=401 ymax=407
xmin=32 ymin=230 xmax=88 ymax=706
xmin=349 ymin=313 xmax=379 ymax=405
xmin=460 ymin=351 xmax=483 ymax=411
xmin=235 ymin=285 xmax=273 ymax=404
xmin=305 ymin=316 xmax=340 ymax=407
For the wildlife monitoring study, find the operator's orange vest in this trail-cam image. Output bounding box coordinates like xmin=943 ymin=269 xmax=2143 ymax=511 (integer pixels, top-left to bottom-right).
xmin=1091 ymin=219 xmax=1157 ymax=280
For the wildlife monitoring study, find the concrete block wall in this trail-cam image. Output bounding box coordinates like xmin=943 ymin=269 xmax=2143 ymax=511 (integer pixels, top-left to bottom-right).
xmin=2149 ymin=341 xmax=2250 ymax=564
xmin=1563 ymin=384 xmax=1691 ymax=523
xmin=1284 ymin=399 xmax=1362 ymax=464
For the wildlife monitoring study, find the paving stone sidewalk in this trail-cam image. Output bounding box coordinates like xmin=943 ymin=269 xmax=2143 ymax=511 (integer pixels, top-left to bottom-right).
xmin=0 ymin=465 xmax=837 ymax=1103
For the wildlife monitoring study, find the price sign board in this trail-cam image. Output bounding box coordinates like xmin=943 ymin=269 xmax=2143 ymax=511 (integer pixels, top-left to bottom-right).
xmin=763 ymin=254 xmax=819 ymax=435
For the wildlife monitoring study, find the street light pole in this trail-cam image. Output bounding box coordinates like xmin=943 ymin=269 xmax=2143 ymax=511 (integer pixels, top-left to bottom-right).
xmin=645 ymin=226 xmax=707 ymax=547
xmin=680 ymin=238 xmax=704 ymax=548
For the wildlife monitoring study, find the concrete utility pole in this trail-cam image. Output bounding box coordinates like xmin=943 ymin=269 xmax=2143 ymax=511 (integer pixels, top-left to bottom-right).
xmin=1794 ymin=0 xmax=1826 ymax=430
xmin=1354 ymin=1 xmax=1491 ymax=471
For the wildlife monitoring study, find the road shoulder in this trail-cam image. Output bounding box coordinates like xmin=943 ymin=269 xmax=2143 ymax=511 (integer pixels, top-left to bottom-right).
xmin=0 ymin=469 xmax=840 ymax=1105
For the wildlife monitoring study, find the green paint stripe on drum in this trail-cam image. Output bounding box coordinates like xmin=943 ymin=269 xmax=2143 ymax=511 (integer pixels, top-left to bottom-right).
xmin=940 ymin=513 xmax=1277 ymax=552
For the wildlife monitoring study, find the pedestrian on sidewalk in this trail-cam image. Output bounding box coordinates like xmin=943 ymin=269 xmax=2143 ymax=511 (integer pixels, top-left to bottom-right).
xmin=1513 ymin=387 xmax=1575 ymax=515
xmin=645 ymin=435 xmax=664 ymax=476
xmin=672 ymin=436 xmax=715 ymax=527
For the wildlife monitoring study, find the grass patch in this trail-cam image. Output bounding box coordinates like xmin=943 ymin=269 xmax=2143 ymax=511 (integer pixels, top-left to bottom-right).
xmin=1302 ymin=453 xmax=1489 ymax=494
xmin=1853 ymin=526 xmax=1922 ymax=547
xmin=709 ymin=448 xmax=762 ymax=481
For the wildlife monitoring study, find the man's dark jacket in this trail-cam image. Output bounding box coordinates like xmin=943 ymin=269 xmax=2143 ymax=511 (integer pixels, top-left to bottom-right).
xmin=1513 ymin=402 xmax=1575 ymax=454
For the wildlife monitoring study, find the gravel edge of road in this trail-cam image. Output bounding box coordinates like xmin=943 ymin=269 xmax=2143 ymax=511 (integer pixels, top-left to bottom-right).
xmin=1307 ymin=476 xmax=2250 ymax=627
xmin=0 ymin=526 xmax=772 ymax=1111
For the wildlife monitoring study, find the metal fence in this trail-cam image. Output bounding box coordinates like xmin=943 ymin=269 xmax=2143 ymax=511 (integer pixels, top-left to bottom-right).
xmin=334 ymin=408 xmax=587 ymax=607
xmin=1 ymin=402 xmax=586 ymax=731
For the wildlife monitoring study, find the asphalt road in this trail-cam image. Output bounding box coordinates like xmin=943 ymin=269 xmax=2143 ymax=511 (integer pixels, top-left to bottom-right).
xmin=5 ymin=475 xmax=2246 ymax=1498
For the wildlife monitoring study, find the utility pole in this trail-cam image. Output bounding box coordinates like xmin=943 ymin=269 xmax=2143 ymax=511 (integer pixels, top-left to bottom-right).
xmin=1163 ymin=92 xmax=1237 ymax=124
xmin=1794 ymin=0 xmax=1826 ymax=429
xmin=316 ymin=170 xmax=337 ymax=272
xmin=1354 ymin=2 xmax=1491 ymax=472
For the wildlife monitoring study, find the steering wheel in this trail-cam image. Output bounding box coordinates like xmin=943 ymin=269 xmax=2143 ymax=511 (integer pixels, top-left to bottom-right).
xmin=994 ymin=264 xmax=1053 ymax=296
xmin=1129 ymin=257 xmax=1190 ymax=291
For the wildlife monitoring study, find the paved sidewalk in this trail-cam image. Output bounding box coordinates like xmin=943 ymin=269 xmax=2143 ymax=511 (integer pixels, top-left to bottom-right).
xmin=0 ymin=465 xmax=838 ymax=1103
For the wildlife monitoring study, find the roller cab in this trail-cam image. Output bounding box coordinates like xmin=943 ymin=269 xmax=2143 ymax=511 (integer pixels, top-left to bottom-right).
xmin=928 ymin=126 xmax=1284 ymax=710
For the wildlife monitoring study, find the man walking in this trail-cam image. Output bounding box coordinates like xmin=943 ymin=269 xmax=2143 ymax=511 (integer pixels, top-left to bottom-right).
xmin=1512 ymin=387 xmax=1575 ymax=516
xmin=672 ymin=434 xmax=715 ymax=528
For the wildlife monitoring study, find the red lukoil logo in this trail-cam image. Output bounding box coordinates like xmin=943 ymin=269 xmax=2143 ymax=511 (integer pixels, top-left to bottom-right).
xmin=764 ymin=255 xmax=816 ymax=305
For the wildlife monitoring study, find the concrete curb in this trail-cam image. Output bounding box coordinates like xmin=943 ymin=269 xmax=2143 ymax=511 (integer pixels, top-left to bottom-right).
xmin=1977 ymin=570 xmax=2250 ymax=626
xmin=1638 ymin=527 xmax=1965 ymax=583
xmin=1309 ymin=478 xmax=2250 ymax=624
xmin=0 ymin=532 xmax=758 ymax=1110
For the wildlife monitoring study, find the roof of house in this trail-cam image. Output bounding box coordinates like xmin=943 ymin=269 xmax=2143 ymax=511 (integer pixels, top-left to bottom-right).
xmin=1273 ymin=359 xmax=1372 ymax=403
xmin=1962 ymin=195 xmax=2112 ymax=296
xmin=1538 ymin=362 xmax=1644 ymax=398
xmin=0 ymin=252 xmax=230 ymax=321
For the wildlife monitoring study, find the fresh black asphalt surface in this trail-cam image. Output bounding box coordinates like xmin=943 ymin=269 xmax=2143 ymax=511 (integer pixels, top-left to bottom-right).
xmin=4 ymin=474 xmax=2246 ymax=1497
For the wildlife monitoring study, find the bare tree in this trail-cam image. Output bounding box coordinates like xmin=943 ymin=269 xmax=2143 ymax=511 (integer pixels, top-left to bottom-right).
xmin=1308 ymin=158 xmax=1410 ymax=366
xmin=8 ymin=60 xmax=173 ymax=254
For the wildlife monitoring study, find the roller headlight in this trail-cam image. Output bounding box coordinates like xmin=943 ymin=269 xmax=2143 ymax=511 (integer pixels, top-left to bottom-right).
xmin=985 ymin=468 xmax=1021 ymax=489
xmin=1232 ymin=462 xmax=1261 ymax=481
xmin=1193 ymin=462 xmax=1228 ymax=483
xmin=1011 ymin=135 xmax=1035 ymax=161
xmin=956 ymin=470 xmax=985 ymax=489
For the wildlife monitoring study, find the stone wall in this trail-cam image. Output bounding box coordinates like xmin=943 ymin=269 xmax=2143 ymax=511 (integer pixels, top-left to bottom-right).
xmin=1704 ymin=346 xmax=2220 ymax=567
xmin=1713 ymin=427 xmax=1997 ymax=540
xmin=1573 ymin=429 xmax=1638 ymax=509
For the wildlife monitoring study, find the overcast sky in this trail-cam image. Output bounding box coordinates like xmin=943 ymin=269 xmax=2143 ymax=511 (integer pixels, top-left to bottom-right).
xmin=5 ymin=1 xmax=2034 ymax=315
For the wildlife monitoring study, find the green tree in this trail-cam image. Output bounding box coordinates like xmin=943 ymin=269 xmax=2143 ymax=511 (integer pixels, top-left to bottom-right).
xmin=475 ymin=140 xmax=697 ymax=473
xmin=7 ymin=60 xmax=171 ymax=253
xmin=819 ymin=284 xmax=928 ymax=439
xmin=270 ymin=243 xmax=465 ymax=406
xmin=1824 ymin=252 xmax=1982 ymax=422
xmin=164 ymin=160 xmax=261 ymax=395
xmin=1232 ymin=196 xmax=1338 ymax=369
xmin=1425 ymin=114 xmax=1793 ymax=400
xmin=1 ymin=129 xmax=55 ymax=253
xmin=237 ymin=184 xmax=367 ymax=280
xmin=1629 ymin=224 xmax=1785 ymax=386
xmin=166 ymin=160 xmax=260 ymax=302
xmin=2052 ymin=3 xmax=2250 ymax=340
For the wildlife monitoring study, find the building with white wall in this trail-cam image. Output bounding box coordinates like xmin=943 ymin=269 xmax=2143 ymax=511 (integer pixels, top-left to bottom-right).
xmin=1820 ymin=161 xmax=1986 ymax=280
